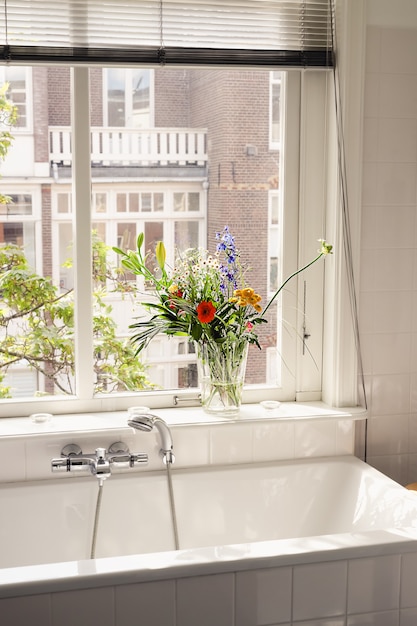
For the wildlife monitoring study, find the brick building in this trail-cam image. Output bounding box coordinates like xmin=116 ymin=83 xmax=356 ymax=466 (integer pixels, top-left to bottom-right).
xmin=0 ymin=65 xmax=281 ymax=394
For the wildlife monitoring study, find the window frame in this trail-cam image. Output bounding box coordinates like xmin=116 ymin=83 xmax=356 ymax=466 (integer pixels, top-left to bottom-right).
xmin=0 ymin=65 xmax=333 ymax=417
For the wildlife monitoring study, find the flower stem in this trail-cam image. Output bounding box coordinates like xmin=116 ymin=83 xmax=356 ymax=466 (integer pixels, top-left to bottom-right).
xmin=262 ymin=253 xmax=324 ymax=317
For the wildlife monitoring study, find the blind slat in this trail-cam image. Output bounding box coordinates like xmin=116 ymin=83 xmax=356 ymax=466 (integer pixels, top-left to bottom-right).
xmin=1 ymin=0 xmax=333 ymax=67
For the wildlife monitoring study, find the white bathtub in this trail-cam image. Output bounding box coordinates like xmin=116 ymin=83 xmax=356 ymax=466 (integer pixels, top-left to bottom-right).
xmin=2 ymin=455 xmax=417 ymax=624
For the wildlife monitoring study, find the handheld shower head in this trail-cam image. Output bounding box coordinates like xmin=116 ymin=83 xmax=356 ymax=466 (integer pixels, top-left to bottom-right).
xmin=128 ymin=413 xmax=174 ymax=463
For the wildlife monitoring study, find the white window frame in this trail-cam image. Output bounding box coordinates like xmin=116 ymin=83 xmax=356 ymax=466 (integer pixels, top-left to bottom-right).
xmin=0 ymin=64 xmax=347 ymax=417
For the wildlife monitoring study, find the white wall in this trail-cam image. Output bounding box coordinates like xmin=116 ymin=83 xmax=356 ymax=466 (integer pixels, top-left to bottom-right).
xmin=360 ymin=0 xmax=417 ymax=483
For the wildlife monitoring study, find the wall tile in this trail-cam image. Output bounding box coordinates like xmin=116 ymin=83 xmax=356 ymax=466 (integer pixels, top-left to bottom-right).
xmin=347 ymin=555 xmax=401 ymax=614
xmin=363 ymin=118 xmax=379 ymax=163
xmin=400 ymin=551 xmax=417 ymax=607
xmin=371 ymin=334 xmax=412 ymax=375
xmin=51 ymin=587 xmax=115 ymax=626
xmin=252 ymin=421 xmax=295 ymax=462
xmin=235 ymin=567 xmax=292 ymax=626
xmin=209 ymin=422 xmax=253 ymax=465
xmin=0 ymin=594 xmax=51 ymax=626
xmin=367 ymin=415 xmax=409 ymax=455
xmin=0 ymin=438 xmax=26 ymax=482
xmin=293 ymin=617 xmax=346 ymax=626
xmin=366 ymin=454 xmax=409 ymax=486
xmin=370 ymin=375 xmax=410 ymax=416
xmin=293 ymin=421 xmax=337 ymax=458
xmin=400 ymin=607 xmax=417 ymax=625
xmin=335 ymin=420 xmax=355 ymax=455
xmin=375 ymin=206 xmax=417 ymax=250
xmin=176 ymin=573 xmax=234 ymax=626
xmin=115 ymin=580 xmax=176 ymax=626
xmin=376 ymin=164 xmax=417 ymax=206
xmin=379 ymin=74 xmax=417 ymax=119
xmin=380 ymin=28 xmax=417 ymax=74
xmin=292 ymin=561 xmax=347 ymax=621
xmin=172 ymin=425 xmax=210 ymax=468
xmin=366 ymin=292 xmax=413 ymax=334
xmin=378 ymin=118 xmax=417 ymax=162
xmin=361 ymin=162 xmax=378 ymax=205
xmin=347 ymin=610 xmax=399 ymax=625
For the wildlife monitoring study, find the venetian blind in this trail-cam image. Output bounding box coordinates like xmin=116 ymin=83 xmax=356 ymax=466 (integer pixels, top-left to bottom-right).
xmin=1 ymin=0 xmax=333 ymax=67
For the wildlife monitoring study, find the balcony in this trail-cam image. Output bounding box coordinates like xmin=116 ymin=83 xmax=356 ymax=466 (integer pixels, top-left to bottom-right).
xmin=49 ymin=127 xmax=208 ymax=169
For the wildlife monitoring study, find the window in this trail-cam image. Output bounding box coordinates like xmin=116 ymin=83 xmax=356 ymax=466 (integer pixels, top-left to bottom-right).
xmin=105 ymin=68 xmax=152 ymax=128
xmin=0 ymin=191 xmax=39 ymax=269
xmin=0 ymin=67 xmax=30 ymax=129
xmin=0 ymin=64 xmax=332 ymax=415
xmin=270 ymin=71 xmax=282 ymax=149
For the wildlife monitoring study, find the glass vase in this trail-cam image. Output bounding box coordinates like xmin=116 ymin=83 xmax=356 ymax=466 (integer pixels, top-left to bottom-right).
xmin=195 ymin=340 xmax=248 ymax=417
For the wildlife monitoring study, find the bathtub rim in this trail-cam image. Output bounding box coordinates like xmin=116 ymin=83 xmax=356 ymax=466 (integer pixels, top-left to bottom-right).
xmin=1 ymin=526 xmax=417 ymax=599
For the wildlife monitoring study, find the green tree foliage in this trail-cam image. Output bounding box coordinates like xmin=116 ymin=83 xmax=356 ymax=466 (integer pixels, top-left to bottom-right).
xmin=0 ymin=239 xmax=154 ymax=397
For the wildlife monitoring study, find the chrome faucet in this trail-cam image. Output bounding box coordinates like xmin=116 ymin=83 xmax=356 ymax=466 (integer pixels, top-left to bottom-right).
xmin=127 ymin=413 xmax=175 ymax=464
xmin=51 ymin=442 xmax=148 ymax=479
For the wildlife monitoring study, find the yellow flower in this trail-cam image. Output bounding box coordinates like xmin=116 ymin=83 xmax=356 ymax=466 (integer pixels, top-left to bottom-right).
xmin=231 ymin=287 xmax=262 ymax=310
xmin=168 ymin=284 xmax=179 ymax=294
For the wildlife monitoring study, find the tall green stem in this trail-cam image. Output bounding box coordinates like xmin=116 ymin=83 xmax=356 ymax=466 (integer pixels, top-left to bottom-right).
xmin=262 ymin=253 xmax=324 ymax=317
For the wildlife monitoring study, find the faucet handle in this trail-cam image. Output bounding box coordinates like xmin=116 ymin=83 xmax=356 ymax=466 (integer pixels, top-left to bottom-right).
xmin=62 ymin=443 xmax=83 ymax=457
xmin=51 ymin=443 xmax=84 ymax=473
xmin=108 ymin=441 xmax=148 ymax=468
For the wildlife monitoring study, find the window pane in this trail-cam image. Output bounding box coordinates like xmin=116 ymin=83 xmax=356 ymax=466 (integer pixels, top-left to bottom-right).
xmin=132 ymin=69 xmax=151 ymax=128
xmin=0 ymin=63 xmax=290 ymax=406
xmin=0 ymin=194 xmax=32 ymax=215
xmin=6 ymin=67 xmax=27 ymax=127
xmin=175 ymin=221 xmax=199 ymax=251
xmin=107 ymin=68 xmax=125 ymax=126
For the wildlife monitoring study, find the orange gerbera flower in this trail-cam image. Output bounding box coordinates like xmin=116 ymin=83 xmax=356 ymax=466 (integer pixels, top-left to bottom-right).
xmin=196 ymin=301 xmax=216 ymax=323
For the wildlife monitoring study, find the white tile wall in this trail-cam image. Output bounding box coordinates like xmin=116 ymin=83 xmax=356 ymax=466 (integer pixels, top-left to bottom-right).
xmin=176 ymin=573 xmax=235 ymax=626
xmin=361 ymin=23 xmax=417 ymax=485
xmin=292 ymin=561 xmax=348 ymax=621
xmin=235 ymin=567 xmax=292 ymax=625
xmin=115 ymin=580 xmax=176 ymax=626
xmin=347 ymin=555 xmax=401 ymax=614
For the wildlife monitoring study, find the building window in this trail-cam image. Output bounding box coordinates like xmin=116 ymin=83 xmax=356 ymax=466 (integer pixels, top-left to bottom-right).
xmin=0 ymin=192 xmax=37 ymax=268
xmin=270 ymin=71 xmax=282 ymax=149
xmin=0 ymin=67 xmax=30 ymax=129
xmin=105 ymin=68 xmax=152 ymax=128
xmin=268 ymin=191 xmax=280 ymax=294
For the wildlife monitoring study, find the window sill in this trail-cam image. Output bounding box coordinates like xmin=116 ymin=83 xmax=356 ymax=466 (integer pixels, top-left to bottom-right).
xmin=0 ymin=401 xmax=367 ymax=438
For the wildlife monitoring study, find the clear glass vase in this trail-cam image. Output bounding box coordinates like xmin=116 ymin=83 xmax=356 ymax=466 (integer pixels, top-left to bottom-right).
xmin=195 ymin=339 xmax=248 ymax=417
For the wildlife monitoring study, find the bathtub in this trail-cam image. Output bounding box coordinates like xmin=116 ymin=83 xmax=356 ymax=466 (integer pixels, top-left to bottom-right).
xmin=2 ymin=454 xmax=417 ymax=625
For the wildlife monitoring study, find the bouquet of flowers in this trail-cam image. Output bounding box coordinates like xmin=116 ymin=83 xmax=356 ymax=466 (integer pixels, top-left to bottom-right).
xmin=114 ymin=228 xmax=332 ymax=413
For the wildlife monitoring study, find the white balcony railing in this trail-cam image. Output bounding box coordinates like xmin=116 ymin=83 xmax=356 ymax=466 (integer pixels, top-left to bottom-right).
xmin=49 ymin=127 xmax=207 ymax=167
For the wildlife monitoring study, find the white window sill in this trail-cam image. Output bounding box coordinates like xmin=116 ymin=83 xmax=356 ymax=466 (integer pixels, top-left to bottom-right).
xmin=0 ymin=401 xmax=367 ymax=438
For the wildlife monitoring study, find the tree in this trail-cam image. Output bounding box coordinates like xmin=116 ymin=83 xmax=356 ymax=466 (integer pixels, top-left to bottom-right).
xmin=0 ymin=238 xmax=154 ymax=397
